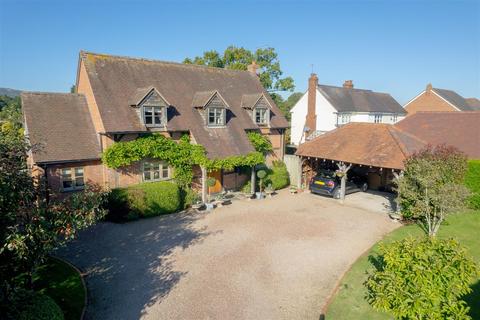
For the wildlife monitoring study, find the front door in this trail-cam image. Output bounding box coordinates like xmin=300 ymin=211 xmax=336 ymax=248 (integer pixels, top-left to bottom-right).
xmin=208 ymin=170 xmax=222 ymax=194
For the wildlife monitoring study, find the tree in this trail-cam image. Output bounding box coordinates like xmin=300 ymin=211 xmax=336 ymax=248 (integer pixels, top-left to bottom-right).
xmin=273 ymin=92 xmax=303 ymax=122
xmin=366 ymin=237 xmax=478 ymax=319
xmin=336 ymin=162 xmax=352 ymax=202
xmin=0 ymin=126 xmax=106 ymax=300
xmin=395 ymin=145 xmax=470 ymax=237
xmin=0 ymin=95 xmax=22 ymax=128
xmin=184 ymin=46 xmax=295 ymax=93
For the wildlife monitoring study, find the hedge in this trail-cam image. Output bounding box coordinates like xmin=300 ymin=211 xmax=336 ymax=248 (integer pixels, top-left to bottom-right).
xmin=465 ymin=160 xmax=480 ymax=209
xmin=4 ymin=290 xmax=64 ymax=320
xmin=106 ymin=181 xmax=182 ymax=221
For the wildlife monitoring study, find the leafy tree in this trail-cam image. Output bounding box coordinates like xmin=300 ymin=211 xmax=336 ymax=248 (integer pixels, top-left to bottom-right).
xmin=272 ymin=92 xmax=302 ymax=121
xmin=184 ymin=46 xmax=294 ymax=93
xmin=366 ymin=237 xmax=479 ymax=319
xmin=396 ymin=145 xmax=470 ymax=237
xmin=0 ymin=95 xmax=22 ymax=128
xmin=0 ymin=126 xmax=106 ymax=300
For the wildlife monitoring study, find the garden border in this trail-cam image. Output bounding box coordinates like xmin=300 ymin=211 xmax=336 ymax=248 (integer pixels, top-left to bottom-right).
xmin=52 ymin=256 xmax=88 ymax=320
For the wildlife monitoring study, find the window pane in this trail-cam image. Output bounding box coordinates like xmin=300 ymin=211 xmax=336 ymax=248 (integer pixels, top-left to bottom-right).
xmin=62 ymin=168 xmax=71 ymax=177
xmin=75 ymin=168 xmax=84 ymax=177
xmin=154 ymin=107 xmax=162 ymax=125
xmin=63 ymin=180 xmax=73 ymax=189
xmin=144 ymin=171 xmax=151 ymax=181
xmin=144 ymin=107 xmax=153 ymax=124
xmin=75 ymin=177 xmax=85 ymax=187
xmin=162 ymin=167 xmax=169 ymax=178
xmin=153 ymin=171 xmax=160 ymax=180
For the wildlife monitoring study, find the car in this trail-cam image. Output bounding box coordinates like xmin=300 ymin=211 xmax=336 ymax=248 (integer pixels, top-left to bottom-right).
xmin=309 ymin=169 xmax=368 ymax=199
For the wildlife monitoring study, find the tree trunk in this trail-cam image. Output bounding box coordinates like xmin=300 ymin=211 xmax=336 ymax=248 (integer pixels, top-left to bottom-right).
xmin=336 ymin=162 xmax=352 ymax=203
xmin=201 ymin=166 xmax=207 ymax=203
xmin=250 ymin=166 xmax=256 ymax=195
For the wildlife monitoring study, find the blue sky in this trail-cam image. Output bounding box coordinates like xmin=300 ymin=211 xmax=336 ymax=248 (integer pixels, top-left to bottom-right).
xmin=0 ymin=0 xmax=478 ymax=104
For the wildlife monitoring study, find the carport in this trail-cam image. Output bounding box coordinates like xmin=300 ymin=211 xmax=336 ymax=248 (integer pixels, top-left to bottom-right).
xmin=295 ymin=123 xmax=426 ymax=190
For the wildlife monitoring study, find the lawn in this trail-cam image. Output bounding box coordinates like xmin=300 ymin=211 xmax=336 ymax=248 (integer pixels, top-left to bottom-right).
xmin=326 ymin=210 xmax=480 ymax=320
xmin=33 ymin=256 xmax=86 ymax=320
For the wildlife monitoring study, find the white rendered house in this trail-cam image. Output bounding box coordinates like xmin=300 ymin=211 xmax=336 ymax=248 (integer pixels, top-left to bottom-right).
xmin=290 ymin=75 xmax=406 ymax=146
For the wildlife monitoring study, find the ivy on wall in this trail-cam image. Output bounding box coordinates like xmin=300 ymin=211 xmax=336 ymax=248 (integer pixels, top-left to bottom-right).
xmin=102 ymin=134 xmax=266 ymax=187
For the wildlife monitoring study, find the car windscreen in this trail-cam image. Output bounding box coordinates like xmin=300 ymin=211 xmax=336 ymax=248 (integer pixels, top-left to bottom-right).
xmin=316 ymin=171 xmax=336 ymax=179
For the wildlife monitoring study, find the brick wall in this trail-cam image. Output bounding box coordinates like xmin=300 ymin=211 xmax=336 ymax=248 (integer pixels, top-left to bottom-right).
xmin=405 ymin=91 xmax=457 ymax=115
xmin=45 ymin=160 xmax=104 ymax=195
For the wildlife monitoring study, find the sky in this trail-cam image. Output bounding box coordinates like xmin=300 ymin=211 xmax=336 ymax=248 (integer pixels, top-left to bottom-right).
xmin=0 ymin=0 xmax=479 ymax=105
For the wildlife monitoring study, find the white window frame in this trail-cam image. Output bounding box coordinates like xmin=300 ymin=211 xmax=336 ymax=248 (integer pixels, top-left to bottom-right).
xmin=143 ymin=106 xmax=164 ymax=127
xmin=207 ymin=107 xmax=225 ymax=127
xmin=254 ymin=107 xmax=269 ymax=125
xmin=373 ymin=114 xmax=383 ymax=123
xmin=142 ymin=160 xmax=171 ymax=182
xmin=61 ymin=167 xmax=85 ymax=192
xmin=391 ymin=114 xmax=398 ymax=123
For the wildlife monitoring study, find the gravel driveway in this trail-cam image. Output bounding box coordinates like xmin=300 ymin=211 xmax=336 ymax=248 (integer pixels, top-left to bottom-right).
xmin=57 ymin=189 xmax=399 ymax=320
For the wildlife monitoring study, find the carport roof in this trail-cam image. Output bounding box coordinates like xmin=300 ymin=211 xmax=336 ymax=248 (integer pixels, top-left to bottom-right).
xmin=295 ymin=123 xmax=426 ymax=170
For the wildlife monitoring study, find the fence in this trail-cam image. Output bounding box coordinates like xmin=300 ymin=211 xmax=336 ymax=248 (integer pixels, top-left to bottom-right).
xmin=284 ymin=154 xmax=302 ymax=188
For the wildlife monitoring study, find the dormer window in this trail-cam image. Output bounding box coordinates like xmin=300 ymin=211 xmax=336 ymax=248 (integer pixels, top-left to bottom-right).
xmin=208 ymin=107 xmax=225 ymax=126
xmin=143 ymin=106 xmax=164 ymax=126
xmin=129 ymin=86 xmax=170 ymax=129
xmin=241 ymin=93 xmax=272 ymax=127
xmin=192 ymin=90 xmax=229 ymax=128
xmin=255 ymin=107 xmax=269 ymax=125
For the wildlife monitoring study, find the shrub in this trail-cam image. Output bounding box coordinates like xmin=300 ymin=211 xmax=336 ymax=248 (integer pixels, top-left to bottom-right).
xmin=366 ymin=237 xmax=479 ymax=319
xmin=265 ymin=161 xmax=290 ymax=190
xmin=3 ymin=290 xmax=64 ymax=320
xmin=106 ymin=181 xmax=181 ymax=221
xmin=465 ymin=160 xmax=480 ymax=209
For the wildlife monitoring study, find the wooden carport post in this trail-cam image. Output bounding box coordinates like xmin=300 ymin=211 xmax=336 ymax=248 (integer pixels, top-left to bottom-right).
xmin=201 ymin=166 xmax=208 ymax=203
xmin=337 ymin=161 xmax=352 ymax=203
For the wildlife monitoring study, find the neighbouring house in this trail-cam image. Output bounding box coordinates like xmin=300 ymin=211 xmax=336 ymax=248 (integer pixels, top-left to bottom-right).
xmin=295 ymin=111 xmax=480 ymax=190
xmin=404 ymin=83 xmax=480 ymax=114
xmin=290 ymin=74 xmax=406 ymax=146
xmin=22 ymin=51 xmax=288 ymax=199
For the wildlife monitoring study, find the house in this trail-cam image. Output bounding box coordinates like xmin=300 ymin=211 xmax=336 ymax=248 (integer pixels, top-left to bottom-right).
xmin=290 ymin=74 xmax=406 ymax=146
xmin=295 ymin=111 xmax=480 ymax=190
xmin=404 ymin=83 xmax=480 ymax=114
xmin=22 ymin=51 xmax=289 ymax=199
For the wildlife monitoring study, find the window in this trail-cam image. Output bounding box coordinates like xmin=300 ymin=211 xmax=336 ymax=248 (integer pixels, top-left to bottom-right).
xmin=339 ymin=113 xmax=351 ymax=125
xmin=144 ymin=106 xmax=163 ymax=126
xmin=373 ymin=114 xmax=383 ymax=123
xmin=208 ymin=107 xmax=225 ymax=126
xmin=391 ymin=114 xmax=398 ymax=123
xmin=61 ymin=167 xmax=84 ymax=191
xmin=143 ymin=161 xmax=170 ymax=182
xmin=254 ymin=107 xmax=269 ymax=125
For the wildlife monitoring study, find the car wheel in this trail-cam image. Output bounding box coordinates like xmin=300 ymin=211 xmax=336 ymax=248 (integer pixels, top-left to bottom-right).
xmin=361 ymin=183 xmax=368 ymax=192
xmin=333 ymin=189 xmax=341 ymax=199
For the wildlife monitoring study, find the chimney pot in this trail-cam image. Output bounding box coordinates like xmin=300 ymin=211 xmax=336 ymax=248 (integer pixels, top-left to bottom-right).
xmin=343 ymin=80 xmax=354 ymax=89
xmin=247 ymin=61 xmax=259 ymax=75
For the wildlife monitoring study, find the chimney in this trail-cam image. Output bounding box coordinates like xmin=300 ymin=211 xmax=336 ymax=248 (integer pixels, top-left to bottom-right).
xmin=426 ymin=83 xmax=432 ymax=92
xmin=305 ymin=73 xmax=318 ymax=133
xmin=247 ymin=61 xmax=259 ymax=75
xmin=343 ymin=80 xmax=354 ymax=89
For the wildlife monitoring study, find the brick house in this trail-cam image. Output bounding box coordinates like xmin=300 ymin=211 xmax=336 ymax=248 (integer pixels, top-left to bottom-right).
xmin=404 ymin=83 xmax=480 ymax=114
xmin=22 ymin=51 xmax=288 ymax=199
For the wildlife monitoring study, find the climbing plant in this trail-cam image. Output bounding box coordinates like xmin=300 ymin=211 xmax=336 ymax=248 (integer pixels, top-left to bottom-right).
xmin=247 ymin=131 xmax=272 ymax=154
xmin=102 ymin=134 xmax=264 ymax=187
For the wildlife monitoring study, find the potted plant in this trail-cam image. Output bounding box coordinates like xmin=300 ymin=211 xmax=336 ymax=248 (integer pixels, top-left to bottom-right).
xmin=265 ymin=183 xmax=274 ymax=198
xmin=205 ymin=177 xmax=217 ymax=210
xmin=255 ymin=169 xmax=267 ymax=199
xmin=289 ymin=185 xmax=298 ymax=194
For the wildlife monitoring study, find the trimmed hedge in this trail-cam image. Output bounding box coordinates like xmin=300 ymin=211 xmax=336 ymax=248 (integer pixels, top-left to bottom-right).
xmin=4 ymin=290 xmax=64 ymax=320
xmin=465 ymin=160 xmax=480 ymax=209
xmin=266 ymin=161 xmax=290 ymax=190
xmin=106 ymin=181 xmax=182 ymax=221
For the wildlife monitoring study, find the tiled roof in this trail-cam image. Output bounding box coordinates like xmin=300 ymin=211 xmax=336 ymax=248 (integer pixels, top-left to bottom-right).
xmin=80 ymin=51 xmax=288 ymax=159
xmin=317 ymin=85 xmax=406 ymax=114
xmin=432 ymin=88 xmax=479 ymax=111
xmin=21 ymin=92 xmax=101 ymax=163
xmin=296 ymin=123 xmax=425 ymax=169
xmin=395 ymin=111 xmax=480 ymax=159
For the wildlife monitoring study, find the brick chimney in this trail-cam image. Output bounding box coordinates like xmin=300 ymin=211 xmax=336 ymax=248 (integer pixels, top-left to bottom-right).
xmin=305 ymin=73 xmax=318 ymax=133
xmin=426 ymin=83 xmax=432 ymax=92
xmin=343 ymin=80 xmax=354 ymax=89
xmin=247 ymin=61 xmax=259 ymax=75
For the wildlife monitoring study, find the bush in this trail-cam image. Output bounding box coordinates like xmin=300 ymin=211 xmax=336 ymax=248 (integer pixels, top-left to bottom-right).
xmin=465 ymin=160 xmax=480 ymax=209
xmin=3 ymin=290 xmax=64 ymax=320
xmin=106 ymin=181 xmax=182 ymax=221
xmin=265 ymin=161 xmax=290 ymax=190
xmin=366 ymin=237 xmax=479 ymax=319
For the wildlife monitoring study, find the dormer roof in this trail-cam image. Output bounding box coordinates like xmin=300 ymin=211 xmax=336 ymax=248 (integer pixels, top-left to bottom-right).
xmin=241 ymin=93 xmax=272 ymax=110
xmin=129 ymin=86 xmax=170 ymax=107
xmin=192 ymin=90 xmax=230 ymax=109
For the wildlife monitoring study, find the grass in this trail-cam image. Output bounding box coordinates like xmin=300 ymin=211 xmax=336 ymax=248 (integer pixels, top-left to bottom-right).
xmin=326 ymin=210 xmax=480 ymax=320
xmin=33 ymin=256 xmax=86 ymax=320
